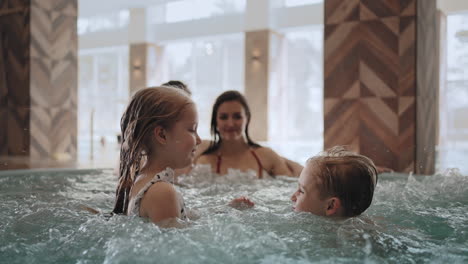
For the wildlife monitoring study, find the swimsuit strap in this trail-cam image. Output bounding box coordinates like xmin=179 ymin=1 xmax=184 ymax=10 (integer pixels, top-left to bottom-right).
xmin=216 ymin=153 xmax=222 ymax=174
xmin=216 ymin=149 xmax=266 ymax=178
xmin=250 ymin=149 xmax=265 ymax=179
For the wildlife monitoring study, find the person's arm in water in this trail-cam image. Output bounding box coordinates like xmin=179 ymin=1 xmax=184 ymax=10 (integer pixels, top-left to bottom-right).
xmin=229 ymin=196 xmax=255 ymax=210
xmin=376 ymin=166 xmax=392 ymax=173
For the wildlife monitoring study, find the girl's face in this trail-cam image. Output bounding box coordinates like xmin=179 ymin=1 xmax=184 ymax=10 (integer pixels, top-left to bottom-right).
xmin=165 ymin=104 xmax=201 ymax=168
xmin=216 ymin=101 xmax=247 ymax=141
xmin=291 ymin=162 xmax=328 ymax=216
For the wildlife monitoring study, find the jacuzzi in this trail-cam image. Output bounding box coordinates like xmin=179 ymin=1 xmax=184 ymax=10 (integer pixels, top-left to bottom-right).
xmin=0 ymin=167 xmax=467 ymax=263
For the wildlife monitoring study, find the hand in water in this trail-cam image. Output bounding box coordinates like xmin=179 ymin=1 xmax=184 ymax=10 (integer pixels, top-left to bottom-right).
xmin=229 ymin=196 xmax=255 ymax=210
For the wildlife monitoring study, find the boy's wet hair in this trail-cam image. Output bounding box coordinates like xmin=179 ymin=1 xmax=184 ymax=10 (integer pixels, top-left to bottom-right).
xmin=307 ymin=146 xmax=378 ymax=217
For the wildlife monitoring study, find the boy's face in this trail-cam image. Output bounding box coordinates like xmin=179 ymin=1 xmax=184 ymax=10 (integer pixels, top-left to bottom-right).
xmin=290 ymin=162 xmax=328 ymax=216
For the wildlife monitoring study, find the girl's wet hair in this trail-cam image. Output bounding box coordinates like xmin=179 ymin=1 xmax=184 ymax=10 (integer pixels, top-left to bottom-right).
xmin=202 ymin=90 xmax=260 ymax=155
xmin=307 ymin=146 xmax=378 ymax=217
xmin=113 ymin=86 xmax=193 ymax=214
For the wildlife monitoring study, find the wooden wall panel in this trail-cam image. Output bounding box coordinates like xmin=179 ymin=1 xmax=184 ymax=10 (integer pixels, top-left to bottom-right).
xmin=0 ymin=0 xmax=31 ymax=156
xmin=324 ymin=0 xmax=437 ymax=173
xmin=0 ymin=0 xmax=77 ymax=159
xmin=29 ymin=0 xmax=77 ymax=159
xmin=416 ymin=0 xmax=438 ymax=174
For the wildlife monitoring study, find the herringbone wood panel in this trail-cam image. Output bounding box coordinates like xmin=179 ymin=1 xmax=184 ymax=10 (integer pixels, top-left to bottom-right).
xmin=29 ymin=0 xmax=77 ymax=159
xmin=0 ymin=2 xmax=31 ymax=155
xmin=324 ymin=0 xmax=428 ymax=172
xmin=0 ymin=0 xmax=77 ymax=158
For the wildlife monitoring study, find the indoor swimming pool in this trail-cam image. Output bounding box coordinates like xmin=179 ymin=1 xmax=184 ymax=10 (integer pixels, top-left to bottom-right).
xmin=0 ymin=167 xmax=467 ymax=263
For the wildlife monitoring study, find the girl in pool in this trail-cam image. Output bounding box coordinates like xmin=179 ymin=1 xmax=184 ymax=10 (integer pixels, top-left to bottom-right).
xmin=196 ymin=90 xmax=294 ymax=178
xmin=113 ymin=86 xmax=201 ymax=224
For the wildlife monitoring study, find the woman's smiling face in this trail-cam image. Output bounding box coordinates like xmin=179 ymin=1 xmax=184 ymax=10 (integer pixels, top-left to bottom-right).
xmin=216 ymin=101 xmax=247 ymax=141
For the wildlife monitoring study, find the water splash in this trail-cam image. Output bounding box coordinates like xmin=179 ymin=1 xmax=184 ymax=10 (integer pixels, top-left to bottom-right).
xmin=0 ymin=168 xmax=467 ymax=263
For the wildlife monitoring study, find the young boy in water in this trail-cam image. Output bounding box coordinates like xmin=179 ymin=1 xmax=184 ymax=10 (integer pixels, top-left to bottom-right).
xmin=231 ymin=147 xmax=378 ymax=217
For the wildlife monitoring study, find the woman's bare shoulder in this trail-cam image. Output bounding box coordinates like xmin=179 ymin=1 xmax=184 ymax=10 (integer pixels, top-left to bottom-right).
xmin=254 ymin=146 xmax=281 ymax=159
xmin=196 ymin=153 xmax=217 ymax=164
xmin=195 ymin=140 xmax=212 ymax=157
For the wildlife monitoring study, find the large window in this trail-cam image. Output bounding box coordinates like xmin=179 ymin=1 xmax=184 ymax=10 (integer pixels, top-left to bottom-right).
xmin=78 ymin=10 xmax=129 ymax=35
xmin=283 ymin=0 xmax=323 ymax=7
xmin=268 ymin=26 xmax=323 ymax=163
xmin=438 ymin=13 xmax=468 ymax=174
xmin=148 ymin=0 xmax=246 ymax=24
xmin=161 ymin=34 xmax=245 ymax=139
xmin=78 ymin=47 xmax=129 ymax=164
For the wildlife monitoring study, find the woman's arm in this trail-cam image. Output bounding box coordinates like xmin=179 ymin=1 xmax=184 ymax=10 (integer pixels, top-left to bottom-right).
xmin=260 ymin=147 xmax=293 ymax=177
xmin=282 ymin=157 xmax=304 ymax=177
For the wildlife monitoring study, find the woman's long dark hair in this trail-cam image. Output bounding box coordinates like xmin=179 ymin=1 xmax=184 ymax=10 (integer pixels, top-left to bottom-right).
xmin=202 ymin=90 xmax=260 ymax=155
xmin=113 ymin=87 xmax=192 ymax=215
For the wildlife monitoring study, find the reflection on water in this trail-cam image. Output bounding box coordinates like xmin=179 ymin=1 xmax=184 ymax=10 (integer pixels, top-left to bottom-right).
xmin=0 ymin=167 xmax=467 ymax=263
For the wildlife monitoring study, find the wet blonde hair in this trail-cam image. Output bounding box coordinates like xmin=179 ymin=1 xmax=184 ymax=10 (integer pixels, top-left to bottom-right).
xmin=307 ymin=146 xmax=378 ymax=217
xmin=113 ymin=86 xmax=193 ymax=214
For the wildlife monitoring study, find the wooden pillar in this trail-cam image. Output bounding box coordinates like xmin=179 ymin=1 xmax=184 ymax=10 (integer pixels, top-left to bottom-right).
xmin=324 ymin=0 xmax=438 ymax=174
xmin=245 ymin=30 xmax=271 ymax=141
xmin=0 ymin=0 xmax=78 ymax=160
xmin=129 ymin=43 xmax=162 ymax=94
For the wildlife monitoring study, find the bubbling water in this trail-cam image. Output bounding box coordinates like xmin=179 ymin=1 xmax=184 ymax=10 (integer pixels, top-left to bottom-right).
xmin=0 ymin=167 xmax=467 ymax=264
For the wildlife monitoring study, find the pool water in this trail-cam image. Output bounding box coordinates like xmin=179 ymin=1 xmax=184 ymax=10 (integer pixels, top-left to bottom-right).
xmin=0 ymin=167 xmax=467 ymax=263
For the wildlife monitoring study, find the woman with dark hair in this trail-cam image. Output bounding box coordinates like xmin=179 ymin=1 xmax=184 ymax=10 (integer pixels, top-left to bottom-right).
xmin=196 ymin=90 xmax=293 ymax=178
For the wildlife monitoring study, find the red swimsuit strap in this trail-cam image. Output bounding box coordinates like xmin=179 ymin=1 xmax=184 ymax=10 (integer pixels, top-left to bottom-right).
xmin=250 ymin=149 xmax=264 ymax=179
xmin=216 ymin=149 xmax=265 ymax=178
xmin=216 ymin=153 xmax=222 ymax=174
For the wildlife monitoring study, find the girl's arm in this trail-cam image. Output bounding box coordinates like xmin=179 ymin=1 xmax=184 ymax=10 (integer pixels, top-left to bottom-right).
xmin=140 ymin=182 xmax=181 ymax=223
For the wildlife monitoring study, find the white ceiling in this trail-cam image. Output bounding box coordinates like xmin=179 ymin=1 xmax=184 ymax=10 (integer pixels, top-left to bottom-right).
xmin=79 ymin=0 xmax=468 ymax=18
xmin=79 ymin=0 xmax=172 ymax=17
